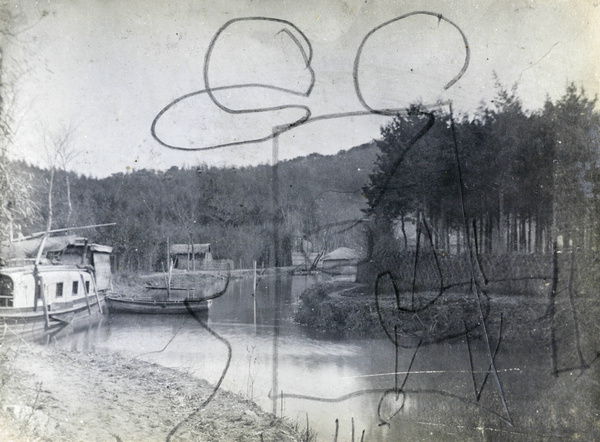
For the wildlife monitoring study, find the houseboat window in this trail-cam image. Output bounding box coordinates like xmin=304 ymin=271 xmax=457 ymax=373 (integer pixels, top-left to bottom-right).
xmin=56 ymin=282 xmax=64 ymax=298
xmin=0 ymin=276 xmax=14 ymax=307
xmin=72 ymin=281 xmax=79 ymax=296
xmin=85 ymin=281 xmax=90 ymax=293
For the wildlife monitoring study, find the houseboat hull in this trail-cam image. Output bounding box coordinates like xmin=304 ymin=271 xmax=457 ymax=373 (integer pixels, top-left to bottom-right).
xmin=105 ymin=296 xmax=211 ymax=314
xmin=0 ymin=296 xmax=105 ymax=340
xmin=0 ymin=293 xmax=104 ymax=324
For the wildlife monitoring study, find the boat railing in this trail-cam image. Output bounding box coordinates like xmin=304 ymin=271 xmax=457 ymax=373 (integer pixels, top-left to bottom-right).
xmin=2 ymin=258 xmax=37 ymax=268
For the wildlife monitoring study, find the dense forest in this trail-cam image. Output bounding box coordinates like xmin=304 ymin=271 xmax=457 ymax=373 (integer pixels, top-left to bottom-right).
xmin=365 ymin=83 xmax=600 ymax=257
xmin=4 ymin=143 xmax=377 ymax=271
xmin=1 ymin=83 xmax=599 ymax=272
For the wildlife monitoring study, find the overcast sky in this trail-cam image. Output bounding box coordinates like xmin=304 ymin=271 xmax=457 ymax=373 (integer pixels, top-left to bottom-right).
xmin=4 ymin=0 xmax=599 ymax=177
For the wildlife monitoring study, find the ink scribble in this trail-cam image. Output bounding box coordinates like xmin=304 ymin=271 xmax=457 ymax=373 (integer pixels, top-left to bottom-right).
xmin=148 ymin=10 xmax=598 ymax=442
xmin=2 ymin=4 xmax=598 ymax=442
xmin=151 ymin=12 xmax=469 ymax=151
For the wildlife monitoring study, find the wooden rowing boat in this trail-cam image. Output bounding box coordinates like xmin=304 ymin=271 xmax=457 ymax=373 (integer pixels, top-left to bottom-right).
xmin=105 ymin=294 xmax=211 ymax=314
xmin=105 ymin=254 xmax=229 ymax=315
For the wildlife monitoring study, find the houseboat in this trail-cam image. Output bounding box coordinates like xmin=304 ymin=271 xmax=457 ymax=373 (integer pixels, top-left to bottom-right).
xmin=0 ymin=234 xmax=112 ymax=331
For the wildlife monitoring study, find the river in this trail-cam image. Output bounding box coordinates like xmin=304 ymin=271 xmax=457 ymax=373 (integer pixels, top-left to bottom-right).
xmin=43 ymin=273 xmax=598 ymax=441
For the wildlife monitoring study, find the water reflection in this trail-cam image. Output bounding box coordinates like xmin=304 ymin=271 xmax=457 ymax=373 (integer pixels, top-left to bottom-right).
xmin=42 ymin=274 xmax=597 ymax=441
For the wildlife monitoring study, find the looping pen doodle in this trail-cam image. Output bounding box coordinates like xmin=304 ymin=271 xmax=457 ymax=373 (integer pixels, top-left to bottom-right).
xmin=147 ymin=10 xmax=598 ymax=439
xmin=353 ymin=11 xmax=470 ymax=116
xmin=151 ymin=10 xmax=484 ymax=438
xmin=150 ymin=12 xmax=470 ymax=152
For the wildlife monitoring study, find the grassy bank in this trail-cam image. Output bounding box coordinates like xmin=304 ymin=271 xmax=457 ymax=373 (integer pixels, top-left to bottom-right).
xmin=111 ymin=269 xmax=235 ymax=302
xmin=0 ymin=342 xmax=303 ymax=441
xmin=294 ymin=280 xmax=599 ymax=346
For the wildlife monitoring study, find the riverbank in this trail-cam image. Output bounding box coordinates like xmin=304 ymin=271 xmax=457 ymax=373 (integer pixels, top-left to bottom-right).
xmin=112 ymin=267 xmax=295 ymax=299
xmin=0 ymin=342 xmax=303 ymax=441
xmin=294 ymin=280 xmax=599 ymax=345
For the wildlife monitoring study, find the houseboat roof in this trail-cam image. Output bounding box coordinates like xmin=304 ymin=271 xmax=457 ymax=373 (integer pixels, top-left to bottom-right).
xmin=0 ymin=235 xmax=112 ymax=262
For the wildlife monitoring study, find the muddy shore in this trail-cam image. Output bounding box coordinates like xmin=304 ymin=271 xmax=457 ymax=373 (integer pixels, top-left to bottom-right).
xmin=0 ymin=342 xmax=302 ymax=441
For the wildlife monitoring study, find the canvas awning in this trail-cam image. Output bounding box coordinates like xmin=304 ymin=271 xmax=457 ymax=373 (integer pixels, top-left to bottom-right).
xmin=0 ymin=235 xmax=78 ymax=261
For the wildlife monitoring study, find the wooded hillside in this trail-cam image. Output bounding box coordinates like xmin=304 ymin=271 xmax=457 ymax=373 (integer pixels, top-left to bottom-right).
xmin=4 ymin=83 xmax=599 ymax=272
xmin=6 ymin=142 xmax=377 ymax=271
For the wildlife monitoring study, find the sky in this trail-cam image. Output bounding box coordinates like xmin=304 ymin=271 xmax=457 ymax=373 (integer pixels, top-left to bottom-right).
xmin=3 ymin=0 xmax=599 ymax=177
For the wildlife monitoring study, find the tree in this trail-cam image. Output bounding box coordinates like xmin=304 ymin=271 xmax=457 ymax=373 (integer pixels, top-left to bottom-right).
xmin=42 ymin=123 xmax=81 ymax=227
xmin=363 ymin=107 xmax=454 ymax=252
xmin=542 ymin=84 xmax=600 ymax=250
xmin=0 ymin=5 xmax=40 ymax=240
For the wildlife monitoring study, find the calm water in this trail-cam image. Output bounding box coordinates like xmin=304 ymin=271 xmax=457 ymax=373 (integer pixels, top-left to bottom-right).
xmin=44 ymin=274 xmax=598 ymax=441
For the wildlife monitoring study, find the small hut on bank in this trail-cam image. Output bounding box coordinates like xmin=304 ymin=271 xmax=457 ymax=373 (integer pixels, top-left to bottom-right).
xmin=291 ymin=238 xmax=322 ymax=271
xmin=170 ymin=243 xmax=212 ymax=270
xmin=322 ymin=247 xmax=361 ymax=279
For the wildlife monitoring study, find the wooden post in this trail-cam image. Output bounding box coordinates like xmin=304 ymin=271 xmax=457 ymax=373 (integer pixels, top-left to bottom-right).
xmin=167 ymin=236 xmax=171 ymax=271
xmin=35 ymin=235 xmax=49 ymax=266
xmin=192 ymin=242 xmax=196 ymax=271
xmin=18 ymin=223 xmax=116 ymax=242
xmin=81 ymin=239 xmax=89 ymax=265
xmin=548 ymin=241 xmax=559 ymax=376
xmin=38 ymin=276 xmax=51 ymax=329
xmin=253 ymin=260 xmax=257 ymax=330
xmin=33 ymin=168 xmax=54 ymax=328
xmin=166 ymin=237 xmax=172 ymax=298
xmin=161 ymin=262 xmax=171 ymax=300
xmin=89 ymin=272 xmax=103 ymax=314
xmin=168 ymin=258 xmax=173 ymax=291
xmin=80 ymin=273 xmax=92 ymax=315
